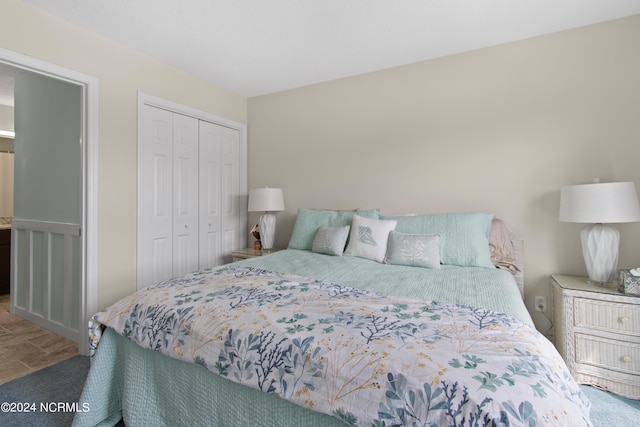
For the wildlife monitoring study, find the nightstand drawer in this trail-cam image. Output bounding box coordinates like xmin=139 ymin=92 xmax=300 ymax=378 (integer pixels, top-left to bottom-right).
xmin=575 ymin=334 xmax=640 ymax=375
xmin=574 ymin=298 xmax=640 ymax=336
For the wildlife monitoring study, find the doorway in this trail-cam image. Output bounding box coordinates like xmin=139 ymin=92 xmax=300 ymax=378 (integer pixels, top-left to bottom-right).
xmin=0 ymin=48 xmax=98 ymax=356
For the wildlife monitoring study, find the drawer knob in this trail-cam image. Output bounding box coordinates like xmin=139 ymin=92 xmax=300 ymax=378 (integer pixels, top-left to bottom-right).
xmin=622 ymin=355 xmax=632 ymax=363
xmin=619 ymin=316 xmax=630 ymax=324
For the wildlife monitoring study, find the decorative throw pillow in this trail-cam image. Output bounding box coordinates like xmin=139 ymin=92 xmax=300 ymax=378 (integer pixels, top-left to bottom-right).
xmin=384 ymin=231 xmax=441 ymax=269
xmin=312 ymin=226 xmax=350 ymax=256
xmin=288 ymin=208 xmax=380 ymax=251
xmin=344 ymin=215 xmax=397 ymax=263
xmin=380 ymin=212 xmax=494 ymax=268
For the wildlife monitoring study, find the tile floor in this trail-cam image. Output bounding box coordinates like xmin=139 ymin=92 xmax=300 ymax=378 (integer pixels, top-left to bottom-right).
xmin=0 ymin=294 xmax=78 ymax=385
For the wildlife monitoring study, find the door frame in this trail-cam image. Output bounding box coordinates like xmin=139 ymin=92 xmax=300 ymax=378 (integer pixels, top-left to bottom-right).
xmin=136 ymin=92 xmax=247 ymax=289
xmin=0 ymin=47 xmax=98 ymax=356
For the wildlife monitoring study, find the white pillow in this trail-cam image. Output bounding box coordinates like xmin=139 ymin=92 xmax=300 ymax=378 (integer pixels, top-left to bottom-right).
xmin=344 ymin=215 xmax=397 ymax=263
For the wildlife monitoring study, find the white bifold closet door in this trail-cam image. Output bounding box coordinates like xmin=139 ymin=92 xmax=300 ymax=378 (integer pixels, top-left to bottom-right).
xmin=198 ymin=120 xmax=242 ymax=268
xmin=138 ymin=105 xmax=241 ymax=289
xmin=172 ymin=113 xmax=199 ymax=278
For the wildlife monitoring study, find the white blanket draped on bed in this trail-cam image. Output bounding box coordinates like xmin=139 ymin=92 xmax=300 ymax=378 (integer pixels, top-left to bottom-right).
xmin=89 ymin=265 xmax=591 ymax=426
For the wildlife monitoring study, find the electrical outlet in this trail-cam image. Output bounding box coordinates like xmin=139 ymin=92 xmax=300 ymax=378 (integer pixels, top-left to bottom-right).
xmin=535 ymin=296 xmax=547 ymax=312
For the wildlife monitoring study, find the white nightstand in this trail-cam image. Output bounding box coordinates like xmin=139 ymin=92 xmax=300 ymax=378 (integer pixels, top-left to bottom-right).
xmin=231 ymin=248 xmax=281 ymax=262
xmin=551 ymin=274 xmax=640 ymax=399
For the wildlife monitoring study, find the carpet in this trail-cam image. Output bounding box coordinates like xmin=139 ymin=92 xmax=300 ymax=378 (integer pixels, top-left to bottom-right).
xmin=580 ymin=384 xmax=640 ymax=427
xmin=0 ymin=355 xmax=90 ymax=427
xmin=0 ymin=355 xmax=638 ymax=426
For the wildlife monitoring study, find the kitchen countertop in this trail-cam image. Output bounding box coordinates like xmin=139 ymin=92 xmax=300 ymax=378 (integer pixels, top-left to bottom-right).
xmin=0 ymin=218 xmax=12 ymax=230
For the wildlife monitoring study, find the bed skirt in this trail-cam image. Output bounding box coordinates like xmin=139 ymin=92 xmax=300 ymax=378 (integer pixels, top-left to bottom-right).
xmin=73 ymin=327 xmax=342 ymax=427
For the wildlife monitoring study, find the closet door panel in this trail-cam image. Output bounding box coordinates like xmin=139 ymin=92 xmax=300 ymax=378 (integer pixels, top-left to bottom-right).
xmin=220 ymin=126 xmax=242 ymax=259
xmin=199 ymin=121 xmax=222 ymax=267
xmin=151 ymin=152 xmax=172 ymax=283
xmin=140 ymin=106 xmax=173 ymax=287
xmin=172 ymin=113 xmax=199 ymax=277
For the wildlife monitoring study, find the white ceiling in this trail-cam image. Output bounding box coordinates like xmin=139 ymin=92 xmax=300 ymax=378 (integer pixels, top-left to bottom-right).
xmin=10 ymin=0 xmax=640 ymax=98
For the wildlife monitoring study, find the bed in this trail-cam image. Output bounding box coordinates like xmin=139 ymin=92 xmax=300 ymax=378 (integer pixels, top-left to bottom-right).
xmin=73 ymin=209 xmax=592 ymax=426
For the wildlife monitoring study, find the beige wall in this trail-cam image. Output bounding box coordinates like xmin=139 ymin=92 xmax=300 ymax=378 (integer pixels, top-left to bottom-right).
xmin=248 ymin=15 xmax=640 ymax=331
xmin=0 ymin=0 xmax=247 ymax=308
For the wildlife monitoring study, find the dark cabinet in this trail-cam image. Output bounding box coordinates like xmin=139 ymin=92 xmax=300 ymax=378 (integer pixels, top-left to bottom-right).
xmin=0 ymin=229 xmax=10 ymax=294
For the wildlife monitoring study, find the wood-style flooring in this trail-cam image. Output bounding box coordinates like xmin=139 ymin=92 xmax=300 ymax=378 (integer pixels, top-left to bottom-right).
xmin=0 ymin=294 xmax=78 ymax=385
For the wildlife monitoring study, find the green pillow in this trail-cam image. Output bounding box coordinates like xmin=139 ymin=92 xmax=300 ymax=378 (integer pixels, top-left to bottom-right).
xmin=288 ymin=208 xmax=380 ymax=250
xmin=380 ymin=212 xmax=494 ymax=268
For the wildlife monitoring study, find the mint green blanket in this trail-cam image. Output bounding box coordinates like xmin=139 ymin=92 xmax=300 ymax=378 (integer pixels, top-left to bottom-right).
xmin=241 ymin=250 xmax=532 ymax=324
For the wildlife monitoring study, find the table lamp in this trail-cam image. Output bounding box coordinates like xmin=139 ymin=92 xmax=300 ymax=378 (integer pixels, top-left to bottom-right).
xmin=559 ymin=180 xmax=640 ymax=283
xmin=248 ymin=187 xmax=285 ymax=252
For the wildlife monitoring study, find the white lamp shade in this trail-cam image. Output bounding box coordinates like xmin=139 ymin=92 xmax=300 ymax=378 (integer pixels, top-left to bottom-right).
xmin=248 ymin=187 xmax=285 ymax=212
xmin=559 ymin=181 xmax=640 ymax=224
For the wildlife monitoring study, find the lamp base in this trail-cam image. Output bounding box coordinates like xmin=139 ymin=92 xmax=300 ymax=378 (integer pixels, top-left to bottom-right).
xmin=580 ymin=223 xmax=619 ymax=284
xmin=259 ymin=213 xmax=276 ymax=251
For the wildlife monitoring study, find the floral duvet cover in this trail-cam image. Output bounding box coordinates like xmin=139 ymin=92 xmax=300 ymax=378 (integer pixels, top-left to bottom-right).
xmin=90 ymin=265 xmax=591 ymax=426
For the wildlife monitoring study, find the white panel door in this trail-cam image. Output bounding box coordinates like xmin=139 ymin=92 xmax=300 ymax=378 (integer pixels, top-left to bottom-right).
xmin=198 ymin=121 xmax=241 ymax=267
xmin=12 ymin=71 xmax=83 ymax=342
xmin=139 ymin=105 xmax=174 ymax=287
xmin=198 ymin=121 xmax=221 ymax=268
xmin=172 ymin=113 xmax=199 ymax=277
xmin=220 ymin=125 xmax=242 ymax=261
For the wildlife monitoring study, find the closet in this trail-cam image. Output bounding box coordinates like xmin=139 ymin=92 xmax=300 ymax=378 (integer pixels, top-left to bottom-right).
xmin=137 ymin=102 xmax=245 ymax=289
